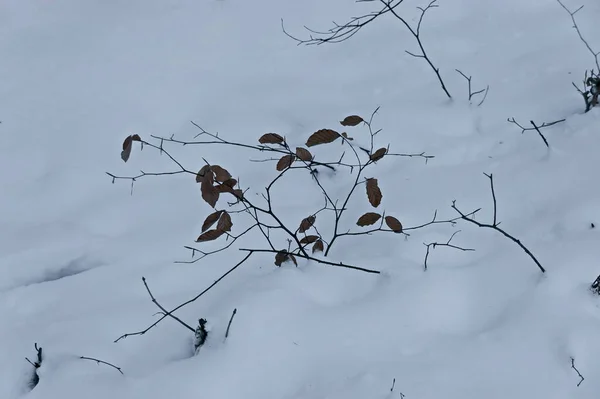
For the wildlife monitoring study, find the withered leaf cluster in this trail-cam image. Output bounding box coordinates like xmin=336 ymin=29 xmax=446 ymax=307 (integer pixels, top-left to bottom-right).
xmin=196 ymin=164 xmax=242 ymax=208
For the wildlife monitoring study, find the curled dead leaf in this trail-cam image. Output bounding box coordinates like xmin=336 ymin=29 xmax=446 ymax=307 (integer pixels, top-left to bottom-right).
xmin=196 ymin=165 xmax=212 ymax=182
xmin=312 ymin=240 xmax=325 ymax=254
xmin=366 ymin=178 xmax=383 ymax=208
xmin=384 ymin=216 xmax=403 ymax=233
xmin=357 ymin=212 xmax=382 ymax=227
xmin=217 ymin=211 xmax=233 ymax=232
xmin=210 ymin=165 xmax=232 ymax=183
xmin=295 ymin=147 xmax=313 ymax=162
xmin=201 ymin=173 xmax=219 ymax=208
xmin=196 ymin=229 xmax=225 ymax=242
xmin=276 ymin=154 xmax=295 ymax=171
xmin=121 ymin=135 xmax=133 ymax=162
xmin=222 ymin=178 xmax=237 ymax=188
xmin=259 ymin=133 xmax=285 ymax=144
xmin=202 ymin=211 xmax=223 ymax=233
xmin=300 ymin=235 xmax=319 ymax=245
xmin=370 ymin=147 xmax=387 ymax=162
xmin=289 ymin=254 xmax=298 ymax=266
xmin=340 ymin=115 xmax=364 ymax=127
xmin=299 ymin=215 xmax=316 ymax=233
xmin=275 ymin=250 xmax=289 ymax=267
xmin=306 ymin=129 xmax=340 ymax=147
xmin=215 ymin=184 xmax=231 ymax=193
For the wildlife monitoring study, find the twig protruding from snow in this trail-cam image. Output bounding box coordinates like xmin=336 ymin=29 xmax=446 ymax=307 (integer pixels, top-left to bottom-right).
xmin=423 ymin=230 xmax=475 ymax=271
xmin=282 ymin=0 xmax=452 ymax=99
xmin=455 ymin=69 xmax=489 ymax=106
xmin=507 ymin=117 xmax=565 ymax=148
xmin=79 ymin=356 xmax=124 ymax=375
xmin=556 ymin=0 xmax=600 ymax=112
xmin=25 ymin=343 xmax=43 ymax=390
xmin=452 ymin=173 xmax=546 ymax=273
xmin=571 ymin=357 xmax=585 ymax=386
xmin=224 ymin=308 xmax=237 ymax=342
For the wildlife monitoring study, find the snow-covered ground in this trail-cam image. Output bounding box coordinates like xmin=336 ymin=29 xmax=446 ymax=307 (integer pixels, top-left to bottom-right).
xmin=2 ymin=0 xmax=600 ymax=397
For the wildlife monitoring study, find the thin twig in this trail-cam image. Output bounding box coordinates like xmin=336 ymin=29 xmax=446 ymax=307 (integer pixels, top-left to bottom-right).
xmin=79 ymin=356 xmax=124 ymax=375
xmin=529 ymin=121 xmax=550 ymax=148
xmin=556 ymin=0 xmax=599 ymax=71
xmin=224 ymin=308 xmax=237 ymax=341
xmin=239 ymin=248 xmax=381 ymax=274
xmin=115 ymin=252 xmax=254 ymax=342
xmin=452 ymin=173 xmax=546 ymax=273
xmin=507 ymin=117 xmax=564 ymax=147
xmin=455 ymin=69 xmax=489 ymax=105
xmin=423 ymin=230 xmax=475 ymax=270
xmin=142 ymin=277 xmax=195 ymax=332
xmin=570 ymin=357 xmax=585 ymax=387
xmin=283 ymin=0 xmax=452 ymax=99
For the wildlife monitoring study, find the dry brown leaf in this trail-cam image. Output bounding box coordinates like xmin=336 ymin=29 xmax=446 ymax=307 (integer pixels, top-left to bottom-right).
xmin=300 ymin=235 xmax=319 ymax=245
xmin=217 ymin=211 xmax=233 ymax=232
xmin=357 ymin=212 xmax=382 ymax=227
xmin=275 ymin=251 xmax=289 ymax=266
xmin=201 ymin=173 xmax=219 ymax=208
xmin=259 ymin=133 xmax=285 ymax=144
xmin=295 ymin=147 xmax=313 ymax=161
xmin=121 ymin=135 xmax=133 ymax=162
xmin=202 ymin=211 xmax=223 ymax=233
xmin=366 ymin=178 xmax=383 ymax=208
xmin=299 ymin=215 xmax=316 ymax=233
xmin=289 ymin=254 xmax=298 ymax=266
xmin=306 ymin=129 xmax=340 ymax=147
xmin=196 ymin=229 xmax=225 ymax=242
xmin=131 ymin=134 xmax=142 ymax=142
xmin=340 ymin=115 xmax=364 ymax=126
xmin=232 ymin=189 xmax=244 ymax=200
xmin=276 ymin=154 xmax=295 ymax=171
xmin=210 ymin=165 xmax=232 ymax=183
xmin=312 ymin=240 xmax=325 ymax=254
xmin=215 ymin=184 xmax=231 ymax=193
xmin=222 ymin=178 xmax=237 ymax=188
xmin=370 ymin=147 xmax=387 ymax=162
xmin=196 ymin=165 xmax=212 ymax=183
xmin=384 ymin=216 xmax=403 ymax=233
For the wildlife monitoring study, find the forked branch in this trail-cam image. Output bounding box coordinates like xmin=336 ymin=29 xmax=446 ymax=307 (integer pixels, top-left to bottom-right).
xmin=452 ymin=173 xmax=546 ymax=273
xmin=556 ymin=0 xmax=600 ymax=112
xmin=283 ymin=0 xmax=452 ymax=99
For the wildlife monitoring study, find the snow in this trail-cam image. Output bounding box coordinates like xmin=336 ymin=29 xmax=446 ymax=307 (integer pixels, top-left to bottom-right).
xmin=2 ymin=0 xmax=600 ymax=397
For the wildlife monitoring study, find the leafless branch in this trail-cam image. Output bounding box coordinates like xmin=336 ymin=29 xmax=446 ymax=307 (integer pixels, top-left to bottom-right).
xmin=556 ymin=0 xmax=600 ymax=112
xmin=115 ymin=252 xmax=254 ymax=342
xmin=79 ymin=356 xmax=124 ymax=375
xmin=239 ymin=248 xmax=381 ymax=274
xmin=142 ymin=277 xmax=195 ymax=332
xmin=556 ymin=0 xmax=599 ymax=71
xmin=455 ymin=69 xmax=490 ymax=105
xmin=507 ymin=117 xmax=565 ymax=147
xmin=283 ymin=0 xmax=452 ymax=99
xmin=423 ymin=230 xmax=475 ymax=270
xmin=451 ymin=173 xmax=546 ymax=273
xmin=571 ymin=357 xmax=585 ymax=387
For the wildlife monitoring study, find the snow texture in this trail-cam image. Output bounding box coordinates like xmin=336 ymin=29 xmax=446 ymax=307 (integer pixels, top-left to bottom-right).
xmin=2 ymin=0 xmax=600 ymax=398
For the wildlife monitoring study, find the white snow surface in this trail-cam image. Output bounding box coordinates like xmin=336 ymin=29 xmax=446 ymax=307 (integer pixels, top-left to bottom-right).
xmin=2 ymin=0 xmax=600 ymax=398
